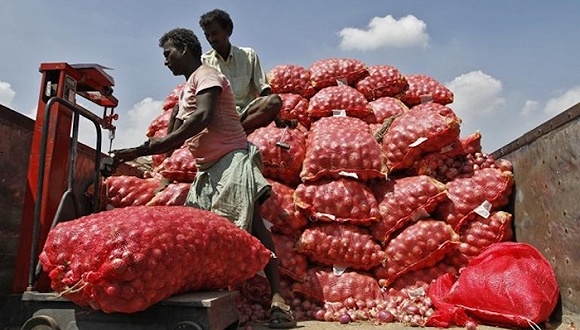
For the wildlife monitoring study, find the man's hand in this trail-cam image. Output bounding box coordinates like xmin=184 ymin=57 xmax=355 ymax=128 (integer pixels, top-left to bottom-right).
xmin=111 ymin=147 xmax=142 ymax=162
xmin=111 ymin=140 xmax=150 ymax=162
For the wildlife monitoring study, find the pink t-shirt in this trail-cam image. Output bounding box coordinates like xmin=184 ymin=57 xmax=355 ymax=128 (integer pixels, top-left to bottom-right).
xmin=176 ymin=65 xmax=248 ymax=165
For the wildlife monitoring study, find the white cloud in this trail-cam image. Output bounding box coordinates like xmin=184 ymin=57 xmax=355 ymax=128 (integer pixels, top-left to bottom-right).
xmin=543 ymin=86 xmax=580 ymax=116
xmin=446 ymin=71 xmax=505 ymax=120
xmin=520 ymin=100 xmax=539 ymax=116
xmin=339 ymin=15 xmax=429 ymax=51
xmin=0 ymin=81 xmax=16 ymax=107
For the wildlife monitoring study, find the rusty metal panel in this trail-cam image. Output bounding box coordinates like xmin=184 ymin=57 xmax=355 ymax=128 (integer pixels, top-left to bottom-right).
xmin=493 ymin=103 xmax=580 ymax=316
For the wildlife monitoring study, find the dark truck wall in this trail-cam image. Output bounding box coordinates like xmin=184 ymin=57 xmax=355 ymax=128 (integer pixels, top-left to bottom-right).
xmin=492 ymin=102 xmax=579 ymax=321
xmin=0 ymin=104 xmax=141 ymax=295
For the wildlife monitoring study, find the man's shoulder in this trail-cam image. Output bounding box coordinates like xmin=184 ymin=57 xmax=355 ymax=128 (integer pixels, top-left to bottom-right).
xmin=234 ymin=46 xmax=258 ymax=56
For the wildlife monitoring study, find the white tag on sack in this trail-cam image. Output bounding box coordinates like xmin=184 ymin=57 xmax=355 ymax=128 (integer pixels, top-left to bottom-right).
xmin=336 ymin=78 xmax=348 ymax=86
xmin=262 ymin=218 xmax=274 ymax=231
xmin=333 ymin=265 xmax=347 ymax=276
xmin=315 ymin=212 xmax=336 ymax=221
xmin=474 ymin=200 xmax=492 ymax=218
xmin=411 ymin=207 xmax=430 ymax=221
xmin=332 ymin=109 xmax=347 ymax=117
xmin=409 ymin=137 xmax=428 ymax=147
xmin=338 ymin=171 xmax=359 ymax=179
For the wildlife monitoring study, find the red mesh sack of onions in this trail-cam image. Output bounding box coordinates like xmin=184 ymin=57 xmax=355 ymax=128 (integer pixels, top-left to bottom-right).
xmin=398 ymin=74 xmax=454 ymax=107
xmin=413 ymin=132 xmax=483 ymax=183
xmin=355 ymin=65 xmax=409 ymax=101
xmin=454 ymin=211 xmax=514 ymax=265
xmin=435 ymin=167 xmax=514 ymax=231
xmin=38 ymin=206 xmax=271 ymax=313
xmin=104 ymin=175 xmax=161 ymax=208
xmin=300 ymin=116 xmax=387 ymax=182
xmin=389 ymin=259 xmax=459 ymax=291
xmin=363 ymin=96 xmax=409 ymax=125
xmin=308 ymin=58 xmax=369 ymax=89
xmin=260 ymin=180 xmax=308 ymax=236
xmin=267 ymin=64 xmax=316 ymax=99
xmin=146 ymin=110 xmax=171 ymax=138
xmin=278 ymin=93 xmax=312 ymax=129
xmin=272 ymin=233 xmax=309 ymax=282
xmin=294 ymin=178 xmax=381 ymax=226
xmin=370 ymin=175 xmax=448 ymax=244
xmin=381 ymin=102 xmax=461 ymax=172
xmin=146 ymin=182 xmax=190 ymax=206
xmin=297 ymin=223 xmax=385 ymax=271
xmin=145 ymin=112 xmax=173 ymax=167
xmin=293 ymin=267 xmax=384 ymax=304
xmin=307 ymin=85 xmax=372 ymax=119
xmin=162 ymin=83 xmax=185 ymax=111
xmin=375 ymin=219 xmax=460 ymax=287
xmin=427 ymin=242 xmax=559 ymax=328
xmin=155 ymin=145 xmax=197 ymax=183
xmin=248 ymin=124 xmax=306 ymax=186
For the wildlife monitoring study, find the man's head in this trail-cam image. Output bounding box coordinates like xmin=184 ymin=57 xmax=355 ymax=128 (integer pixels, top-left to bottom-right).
xmin=199 ymin=9 xmax=234 ymax=35
xmin=159 ymin=28 xmax=201 ymax=76
xmin=199 ymin=9 xmax=233 ymax=56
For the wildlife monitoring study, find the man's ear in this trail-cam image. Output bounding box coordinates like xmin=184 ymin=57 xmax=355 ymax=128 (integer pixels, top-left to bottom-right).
xmin=180 ymin=45 xmax=188 ymax=55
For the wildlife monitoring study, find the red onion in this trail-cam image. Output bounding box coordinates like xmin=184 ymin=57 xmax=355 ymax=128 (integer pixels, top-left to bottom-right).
xmin=339 ymin=313 xmax=351 ymax=324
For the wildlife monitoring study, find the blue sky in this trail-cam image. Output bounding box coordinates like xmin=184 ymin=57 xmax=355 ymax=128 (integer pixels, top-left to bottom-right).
xmin=1 ymin=1 xmax=579 ymax=153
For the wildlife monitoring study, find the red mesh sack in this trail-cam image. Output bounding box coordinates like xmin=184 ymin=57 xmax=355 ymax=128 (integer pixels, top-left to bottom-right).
xmin=455 ymin=211 xmax=513 ymax=263
xmin=374 ymin=220 xmax=459 ymax=287
xmin=413 ymin=132 xmax=483 ymax=183
xmin=278 ymin=93 xmax=312 ymax=129
xmin=146 ymin=110 xmax=172 ymax=138
xmin=248 ymin=124 xmax=306 ymax=186
xmin=308 ymin=58 xmax=369 ymax=89
xmin=436 ymin=167 xmax=514 ymax=231
xmin=428 ymin=242 xmax=559 ymax=328
xmin=146 ymin=182 xmax=190 ymax=206
xmin=390 ymin=260 xmax=459 ymax=291
xmin=307 ymin=85 xmax=372 ymax=119
xmin=162 ymin=83 xmax=185 ymax=111
xmin=272 ymin=233 xmax=308 ymax=282
xmin=104 ymin=175 xmax=161 ymax=207
xmin=382 ymin=102 xmax=461 ymax=172
xmin=363 ymin=96 xmax=409 ymax=124
xmin=370 ymin=175 xmax=448 ymax=244
xmin=398 ymin=74 xmax=454 ymax=107
xmin=294 ymin=178 xmax=381 ymax=226
xmin=267 ymin=64 xmax=316 ymax=99
xmin=39 ymin=206 xmax=271 ymax=313
xmin=297 ymin=223 xmax=385 ymax=271
xmin=260 ymin=180 xmax=308 ymax=236
xmin=355 ymin=65 xmax=409 ymax=101
xmin=300 ymin=116 xmax=387 ymax=182
xmin=293 ymin=267 xmax=384 ymax=304
xmin=156 ymin=145 xmax=197 ymax=183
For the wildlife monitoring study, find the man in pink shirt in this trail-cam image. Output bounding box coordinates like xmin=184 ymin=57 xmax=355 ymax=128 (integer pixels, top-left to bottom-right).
xmin=113 ymin=28 xmax=295 ymax=328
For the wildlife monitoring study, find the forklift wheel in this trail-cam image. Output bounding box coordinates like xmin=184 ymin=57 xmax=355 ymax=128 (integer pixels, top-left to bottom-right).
xmin=173 ymin=321 xmax=204 ymax=330
xmin=21 ymin=315 xmax=60 ymax=330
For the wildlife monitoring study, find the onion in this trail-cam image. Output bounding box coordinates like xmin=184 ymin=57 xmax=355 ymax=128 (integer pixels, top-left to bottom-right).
xmin=377 ymin=310 xmax=395 ymax=323
xmin=465 ymin=320 xmax=478 ymax=330
xmin=339 ymin=313 xmax=352 ymax=324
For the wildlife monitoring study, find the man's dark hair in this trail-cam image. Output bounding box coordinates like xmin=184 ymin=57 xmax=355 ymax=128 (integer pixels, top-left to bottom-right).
xmin=159 ymin=28 xmax=202 ymax=58
xmin=199 ymin=9 xmax=234 ymax=34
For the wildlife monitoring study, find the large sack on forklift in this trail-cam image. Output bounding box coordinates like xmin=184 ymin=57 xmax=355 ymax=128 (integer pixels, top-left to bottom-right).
xmin=39 ymin=206 xmax=272 ymax=313
xmin=426 ymin=242 xmax=559 ymax=328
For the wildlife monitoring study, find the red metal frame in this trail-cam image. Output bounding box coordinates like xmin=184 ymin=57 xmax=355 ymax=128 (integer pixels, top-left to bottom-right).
xmin=13 ymin=62 xmax=118 ymax=293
